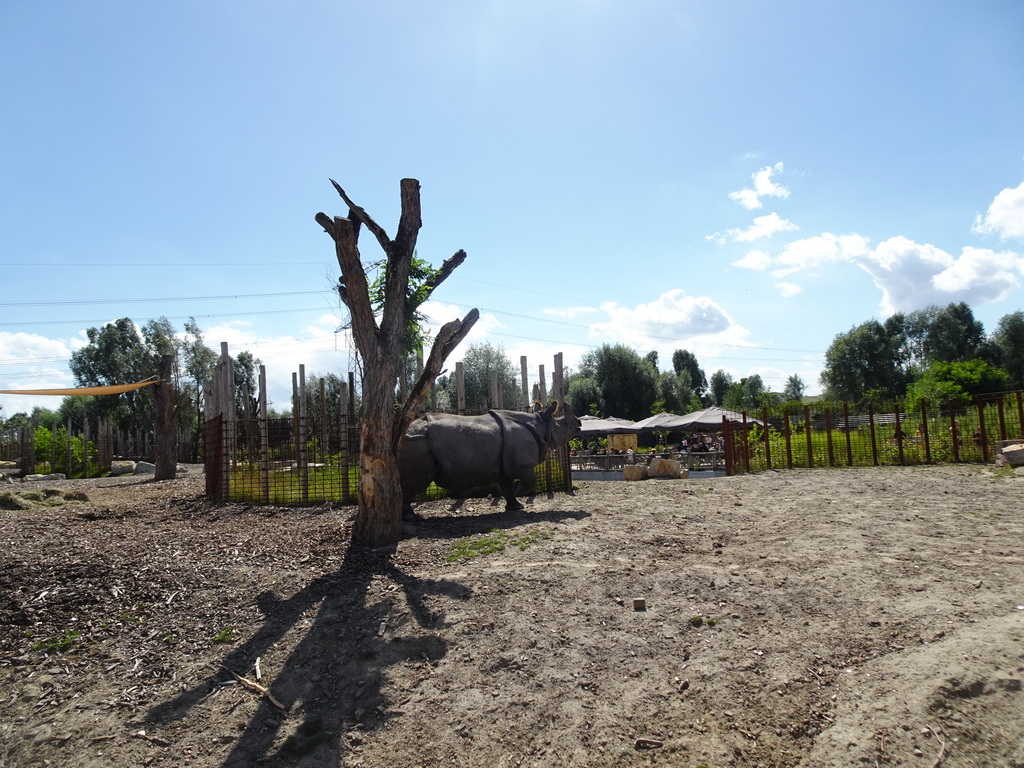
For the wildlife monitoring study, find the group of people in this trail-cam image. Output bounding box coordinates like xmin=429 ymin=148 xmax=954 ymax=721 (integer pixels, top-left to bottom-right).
xmin=671 ymin=434 xmax=722 ymax=453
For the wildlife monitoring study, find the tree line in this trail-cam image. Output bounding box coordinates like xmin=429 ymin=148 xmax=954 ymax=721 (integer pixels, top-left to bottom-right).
xmin=820 ymin=303 xmax=1024 ymax=409
xmin=0 ymin=317 xmax=273 ymax=461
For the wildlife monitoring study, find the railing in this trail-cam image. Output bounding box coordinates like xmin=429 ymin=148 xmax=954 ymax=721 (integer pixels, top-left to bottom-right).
xmin=723 ymin=392 xmax=1024 ymax=475
xmin=570 ymin=451 xmax=725 ymax=473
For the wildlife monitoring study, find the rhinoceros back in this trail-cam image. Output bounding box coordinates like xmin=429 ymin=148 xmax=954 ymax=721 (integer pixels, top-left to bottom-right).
xmin=400 ymin=411 xmax=549 ymax=494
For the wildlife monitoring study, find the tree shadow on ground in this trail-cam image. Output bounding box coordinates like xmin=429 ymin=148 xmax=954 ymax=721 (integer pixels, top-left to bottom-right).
xmin=402 ymin=501 xmax=591 ymax=541
xmin=145 ymin=542 xmax=470 ymax=767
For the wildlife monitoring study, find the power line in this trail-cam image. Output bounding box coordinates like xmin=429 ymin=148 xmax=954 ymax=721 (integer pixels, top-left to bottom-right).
xmin=0 ymin=290 xmax=330 ymax=309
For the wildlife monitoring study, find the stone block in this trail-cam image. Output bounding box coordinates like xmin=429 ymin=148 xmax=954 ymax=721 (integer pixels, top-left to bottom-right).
xmin=110 ymin=461 xmax=136 ymax=476
xmin=999 ymin=442 xmax=1024 ymax=468
xmin=623 ymin=465 xmax=648 ymax=481
xmin=134 ymin=461 xmax=156 ymax=474
xmin=648 ymin=457 xmax=681 ymax=478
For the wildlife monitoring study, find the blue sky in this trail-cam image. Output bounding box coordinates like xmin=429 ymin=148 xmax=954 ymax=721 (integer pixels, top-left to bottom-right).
xmin=3 ymin=0 xmax=1024 ymax=416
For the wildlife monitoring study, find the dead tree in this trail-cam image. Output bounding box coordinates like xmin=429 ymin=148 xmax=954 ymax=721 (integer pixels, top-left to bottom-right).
xmin=316 ymin=179 xmax=478 ymax=546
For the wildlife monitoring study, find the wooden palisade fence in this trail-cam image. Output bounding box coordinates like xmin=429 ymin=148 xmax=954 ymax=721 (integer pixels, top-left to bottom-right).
xmin=203 ymin=345 xmax=572 ymax=505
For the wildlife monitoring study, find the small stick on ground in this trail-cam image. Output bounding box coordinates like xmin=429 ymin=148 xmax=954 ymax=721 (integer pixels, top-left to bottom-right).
xmin=221 ymin=666 xmax=286 ymax=711
xmin=925 ymin=725 xmax=946 ymax=768
xmin=133 ymin=730 xmax=171 ymax=747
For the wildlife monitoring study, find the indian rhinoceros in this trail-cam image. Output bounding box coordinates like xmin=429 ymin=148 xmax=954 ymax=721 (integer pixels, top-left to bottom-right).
xmin=399 ymin=401 xmax=581 ymax=515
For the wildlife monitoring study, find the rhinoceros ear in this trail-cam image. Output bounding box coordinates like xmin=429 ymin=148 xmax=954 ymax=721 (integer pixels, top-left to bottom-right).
xmin=541 ymin=401 xmax=558 ymax=420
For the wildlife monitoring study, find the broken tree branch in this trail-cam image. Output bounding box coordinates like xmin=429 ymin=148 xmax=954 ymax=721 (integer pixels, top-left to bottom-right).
xmin=222 ymin=666 xmax=286 ymax=711
xmin=395 ymin=309 xmax=480 ymax=444
xmin=329 ymin=179 xmax=391 ymax=256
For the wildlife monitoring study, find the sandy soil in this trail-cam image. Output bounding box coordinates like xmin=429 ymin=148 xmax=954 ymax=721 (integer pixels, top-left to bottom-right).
xmin=1 ymin=463 xmax=1023 ymax=768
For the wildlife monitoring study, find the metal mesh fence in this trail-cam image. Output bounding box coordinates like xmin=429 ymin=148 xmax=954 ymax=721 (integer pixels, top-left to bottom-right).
xmin=723 ymin=392 xmax=1024 ymax=474
xmin=205 ymin=413 xmax=574 ymax=506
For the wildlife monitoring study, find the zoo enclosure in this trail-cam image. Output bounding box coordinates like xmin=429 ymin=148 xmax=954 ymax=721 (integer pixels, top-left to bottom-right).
xmin=721 ymin=391 xmax=1024 ymax=474
xmin=204 ymin=345 xmax=573 ymax=505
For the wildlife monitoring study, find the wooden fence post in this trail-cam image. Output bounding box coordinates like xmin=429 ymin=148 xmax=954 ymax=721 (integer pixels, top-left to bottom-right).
xmin=520 ymin=356 xmax=529 ymax=411
xmin=538 ymin=364 xmax=547 ymax=404
xmin=456 ymin=362 xmax=466 ymax=415
xmin=783 ymin=409 xmax=793 ymax=469
xmin=843 ymin=402 xmax=854 ymax=466
xmin=803 ymin=405 xmax=813 ymax=468
xmin=552 ymin=353 xmax=563 ymax=405
xmin=867 ymin=403 xmax=878 ymax=466
xmin=761 ymin=406 xmax=771 ymax=470
xmin=259 ymin=364 xmax=270 ymax=504
xmin=298 ymin=365 xmax=309 ymax=503
xmin=894 ymin=404 xmax=905 ymax=466
xmin=824 ymin=408 xmax=835 ymax=467
xmin=154 ymin=354 xmax=177 ymax=480
xmin=920 ymin=400 xmax=931 ymax=464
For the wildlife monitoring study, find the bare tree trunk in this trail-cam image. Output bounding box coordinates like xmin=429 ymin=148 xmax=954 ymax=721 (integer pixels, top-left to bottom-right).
xmin=154 ymin=354 xmax=177 ymax=480
xmin=317 ymin=178 xmax=477 ymax=547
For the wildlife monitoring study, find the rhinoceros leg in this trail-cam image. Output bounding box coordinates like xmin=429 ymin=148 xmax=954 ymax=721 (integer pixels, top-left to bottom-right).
xmin=498 ymin=476 xmax=524 ymax=512
xmin=399 ymin=433 xmax=436 ymax=519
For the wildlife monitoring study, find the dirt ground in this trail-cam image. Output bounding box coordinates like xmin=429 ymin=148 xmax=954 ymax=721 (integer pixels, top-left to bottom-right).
xmin=1 ymin=463 xmax=1023 ymax=768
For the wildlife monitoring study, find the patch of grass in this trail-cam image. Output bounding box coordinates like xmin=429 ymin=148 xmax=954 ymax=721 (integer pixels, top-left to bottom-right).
xmin=0 ymin=492 xmax=33 ymax=511
xmin=159 ymin=631 xmax=178 ymax=645
xmin=212 ymin=626 xmax=238 ymax=644
xmin=705 ymin=617 xmax=717 ymax=627
xmin=32 ymin=629 xmax=80 ymax=653
xmin=689 ymin=616 xmax=704 ymax=627
xmin=445 ymin=527 xmax=554 ymax=562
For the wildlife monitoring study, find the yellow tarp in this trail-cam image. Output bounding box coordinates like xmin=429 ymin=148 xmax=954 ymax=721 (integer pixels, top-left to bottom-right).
xmin=0 ymin=379 xmax=161 ymax=396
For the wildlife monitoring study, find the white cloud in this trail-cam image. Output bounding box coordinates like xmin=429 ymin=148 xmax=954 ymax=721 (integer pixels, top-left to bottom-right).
xmin=775 ymin=233 xmax=871 ymax=270
xmin=972 ymin=180 xmax=1024 ymax=240
xmin=732 ymin=250 xmax=772 ymax=271
xmin=728 ymin=162 xmax=790 ymax=210
xmin=775 ymin=282 xmax=802 ymax=298
xmin=587 ymin=289 xmax=752 ymax=366
xmin=854 ymin=236 xmax=1024 ymax=314
xmin=203 ymin=315 xmax=357 ymax=411
xmin=0 ymin=332 xmax=78 ymax=415
xmin=724 ymin=213 xmax=799 ymax=243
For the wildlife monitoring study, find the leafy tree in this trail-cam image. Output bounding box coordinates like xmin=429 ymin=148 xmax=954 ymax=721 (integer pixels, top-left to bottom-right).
xmin=782 ymin=374 xmax=806 ymax=401
xmin=820 ymin=320 xmax=908 ymax=402
xmin=69 ymin=318 xmax=159 ymax=435
xmin=565 ymin=373 xmax=603 ymax=416
xmin=923 ymin=302 xmax=985 ymax=364
xmin=709 ymin=369 xmax=733 ymax=406
xmin=672 ymin=349 xmax=707 ymax=397
xmin=578 ymin=344 xmax=658 ymax=420
xmin=656 ymin=370 xmax=697 ymax=415
xmin=723 ymin=374 xmax=767 ymax=411
xmin=443 ymin=342 xmax=520 ymax=412
xmin=181 ymin=318 xmax=219 ymax=458
xmin=905 ymin=359 xmax=1010 ymax=410
xmin=233 ymin=350 xmax=261 ymax=416
xmin=368 ymin=253 xmax=439 ymax=355
xmin=991 ymin=310 xmax=1024 ymax=389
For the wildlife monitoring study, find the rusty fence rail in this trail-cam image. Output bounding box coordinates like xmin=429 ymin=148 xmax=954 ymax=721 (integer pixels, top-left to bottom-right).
xmin=724 ymin=392 xmax=1024 ymax=474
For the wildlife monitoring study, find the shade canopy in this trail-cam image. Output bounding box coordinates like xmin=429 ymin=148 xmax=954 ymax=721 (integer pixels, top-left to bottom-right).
xmin=577 ymin=414 xmax=639 ymax=435
xmin=630 ymin=412 xmax=692 ymax=431
xmin=673 ymin=406 xmax=763 ymax=431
